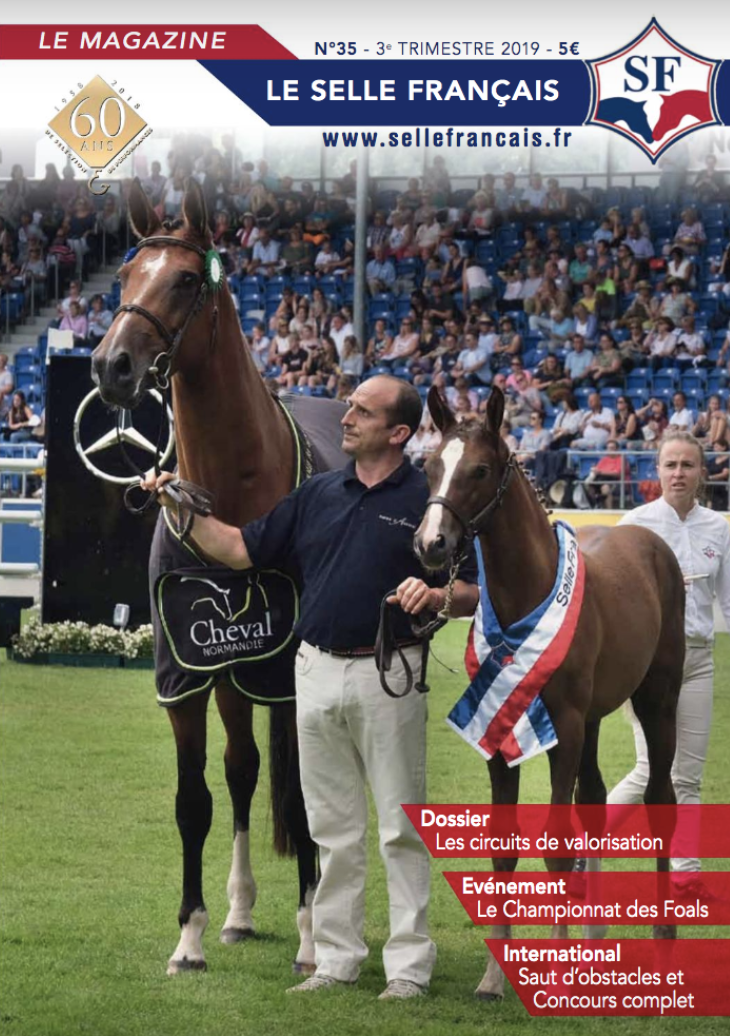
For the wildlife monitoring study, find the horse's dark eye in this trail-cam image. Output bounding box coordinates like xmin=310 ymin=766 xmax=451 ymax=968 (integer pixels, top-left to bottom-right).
xmin=179 ymin=271 xmax=199 ymax=288
xmin=474 ymin=465 xmax=490 ymax=480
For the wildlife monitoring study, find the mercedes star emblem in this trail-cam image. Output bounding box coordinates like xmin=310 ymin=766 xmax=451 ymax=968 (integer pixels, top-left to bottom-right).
xmin=73 ymin=387 xmax=175 ymax=485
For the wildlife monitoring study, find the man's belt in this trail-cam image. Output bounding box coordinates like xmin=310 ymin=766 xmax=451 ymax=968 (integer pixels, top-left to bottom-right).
xmin=317 ymin=640 xmax=422 ymax=659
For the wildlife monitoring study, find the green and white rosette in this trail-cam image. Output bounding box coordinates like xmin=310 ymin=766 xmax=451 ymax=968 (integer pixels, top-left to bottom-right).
xmin=205 ymin=249 xmax=224 ymax=292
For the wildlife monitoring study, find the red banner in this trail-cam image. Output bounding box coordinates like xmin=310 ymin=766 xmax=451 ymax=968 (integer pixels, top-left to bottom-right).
xmin=489 ymin=939 xmax=730 ymax=1015
xmin=403 ymin=804 xmax=730 ymax=858
xmin=445 ymin=870 xmax=730 ymax=925
xmin=0 ymin=25 xmax=296 ymax=60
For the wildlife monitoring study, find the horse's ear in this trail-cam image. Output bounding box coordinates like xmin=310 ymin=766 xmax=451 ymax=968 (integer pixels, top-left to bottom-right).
xmin=427 ymin=385 xmax=456 ymax=435
xmin=483 ymin=386 xmax=505 ymax=436
xmin=128 ymin=178 xmax=160 ymax=239
xmin=182 ymin=178 xmax=209 ymax=239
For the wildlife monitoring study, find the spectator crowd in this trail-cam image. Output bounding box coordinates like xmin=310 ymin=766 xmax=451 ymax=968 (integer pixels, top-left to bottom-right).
xmin=2 ymin=139 xmax=730 ymax=508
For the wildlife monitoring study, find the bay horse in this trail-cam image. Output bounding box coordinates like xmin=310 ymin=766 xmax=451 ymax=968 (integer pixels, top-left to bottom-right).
xmin=91 ymin=179 xmax=344 ymax=976
xmin=414 ymin=386 xmax=685 ymax=1000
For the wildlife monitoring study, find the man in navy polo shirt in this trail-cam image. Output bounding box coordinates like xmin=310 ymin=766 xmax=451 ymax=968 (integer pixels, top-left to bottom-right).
xmin=145 ymin=376 xmax=478 ymax=1001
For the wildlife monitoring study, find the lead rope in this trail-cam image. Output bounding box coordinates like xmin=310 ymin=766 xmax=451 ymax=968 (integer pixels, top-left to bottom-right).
xmin=375 ymin=545 xmax=467 ymax=698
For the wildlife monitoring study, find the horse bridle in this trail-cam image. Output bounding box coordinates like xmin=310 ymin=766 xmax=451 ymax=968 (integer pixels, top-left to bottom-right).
xmin=423 ymin=450 xmax=517 ymax=544
xmin=110 ymin=234 xmax=219 ymax=527
xmin=113 ymin=235 xmax=219 ymax=393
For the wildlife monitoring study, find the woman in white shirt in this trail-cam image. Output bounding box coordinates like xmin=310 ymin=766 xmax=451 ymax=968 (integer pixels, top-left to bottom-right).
xmin=608 ymin=431 xmax=730 ymax=896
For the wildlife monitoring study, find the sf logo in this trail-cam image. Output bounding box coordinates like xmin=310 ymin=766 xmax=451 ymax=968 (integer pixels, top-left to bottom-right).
xmin=623 ymin=56 xmax=682 ymax=94
xmin=587 ymin=19 xmax=720 ymax=162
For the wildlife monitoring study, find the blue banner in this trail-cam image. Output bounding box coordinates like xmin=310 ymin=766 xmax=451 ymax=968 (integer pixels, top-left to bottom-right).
xmin=199 ymin=59 xmax=593 ymax=126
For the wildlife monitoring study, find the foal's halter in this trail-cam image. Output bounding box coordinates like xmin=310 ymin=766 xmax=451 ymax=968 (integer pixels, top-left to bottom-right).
xmin=424 ymin=450 xmax=517 ymax=544
xmin=110 ymin=235 xmax=221 ymax=527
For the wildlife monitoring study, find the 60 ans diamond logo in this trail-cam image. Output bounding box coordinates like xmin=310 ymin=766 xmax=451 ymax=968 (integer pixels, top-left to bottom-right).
xmin=47 ymin=75 xmax=151 ymax=192
xmin=586 ymin=19 xmax=721 ymax=162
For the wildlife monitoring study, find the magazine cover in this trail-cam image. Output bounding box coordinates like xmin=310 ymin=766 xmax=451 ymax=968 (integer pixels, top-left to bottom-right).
xmin=1 ymin=1 xmax=729 ymax=1033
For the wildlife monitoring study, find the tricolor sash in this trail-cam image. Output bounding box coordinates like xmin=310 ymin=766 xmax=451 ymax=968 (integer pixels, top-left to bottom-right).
xmin=447 ymin=521 xmax=585 ymax=767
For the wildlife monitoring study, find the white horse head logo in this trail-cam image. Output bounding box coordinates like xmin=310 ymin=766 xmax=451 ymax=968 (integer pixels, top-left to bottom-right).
xmin=181 ymin=574 xmax=266 ymax=623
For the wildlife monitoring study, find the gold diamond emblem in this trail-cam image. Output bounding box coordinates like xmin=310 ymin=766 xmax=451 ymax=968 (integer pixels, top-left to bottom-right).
xmin=48 ymin=76 xmax=147 ymax=169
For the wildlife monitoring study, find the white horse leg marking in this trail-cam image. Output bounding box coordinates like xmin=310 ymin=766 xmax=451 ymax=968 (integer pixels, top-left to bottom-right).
xmin=220 ymin=829 xmax=257 ymax=943
xmin=476 ymin=923 xmax=511 ymax=1000
xmin=583 ymin=857 xmax=609 ymax=939
xmin=292 ymin=883 xmax=316 ymax=975
xmin=420 ymin=438 xmax=466 ymax=547
xmin=167 ymin=907 xmax=209 ymax=975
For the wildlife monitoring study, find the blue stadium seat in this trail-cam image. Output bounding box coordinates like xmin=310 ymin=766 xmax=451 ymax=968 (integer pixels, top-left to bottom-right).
xmin=653 ymin=368 xmax=680 ymax=391
xmin=599 ymin=387 xmax=622 ymax=406
xmin=26 ymin=382 xmax=44 ymax=405
xmin=627 ymin=367 xmax=652 ymax=390
xmin=700 ymin=204 xmax=724 ymax=223
xmin=627 ymin=388 xmax=650 ymax=409
xmin=476 ymin=241 xmax=497 ymax=264
xmin=242 ymin=274 xmax=265 ymax=289
xmin=396 ymin=257 xmax=422 ymax=278
xmin=636 ymin=456 xmax=657 ymax=482
xmin=681 ymin=369 xmax=708 ymax=392
xmin=682 ymin=389 xmax=704 ymax=410
xmin=292 ymin=276 xmax=314 ymax=296
xmin=699 ymin=294 xmax=719 ymax=315
xmin=573 ymin=453 xmax=602 ymax=479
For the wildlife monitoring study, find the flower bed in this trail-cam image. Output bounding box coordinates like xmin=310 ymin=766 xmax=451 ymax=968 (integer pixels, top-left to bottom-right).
xmin=10 ymin=619 xmax=154 ymax=669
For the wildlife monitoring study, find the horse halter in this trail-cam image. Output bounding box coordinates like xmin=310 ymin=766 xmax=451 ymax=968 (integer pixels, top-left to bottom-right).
xmin=424 ymin=450 xmax=517 ymax=544
xmin=112 ymin=235 xmax=222 ymax=391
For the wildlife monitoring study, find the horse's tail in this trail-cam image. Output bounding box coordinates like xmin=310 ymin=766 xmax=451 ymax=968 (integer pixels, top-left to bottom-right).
xmin=268 ymin=702 xmax=298 ymax=857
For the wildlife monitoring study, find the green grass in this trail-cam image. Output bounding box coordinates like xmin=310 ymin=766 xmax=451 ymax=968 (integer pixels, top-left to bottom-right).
xmin=1 ymin=626 xmax=729 ymax=1036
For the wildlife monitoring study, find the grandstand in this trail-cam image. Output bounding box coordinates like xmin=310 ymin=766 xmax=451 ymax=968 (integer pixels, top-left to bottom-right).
xmin=1 ymin=144 xmax=729 ymax=512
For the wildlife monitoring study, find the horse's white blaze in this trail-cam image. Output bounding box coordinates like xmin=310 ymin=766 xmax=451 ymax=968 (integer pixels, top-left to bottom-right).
xmin=116 ymin=252 xmax=171 ymax=337
xmin=222 ymin=830 xmax=256 ymax=933
xmin=420 ymin=438 xmax=466 ymax=546
xmin=140 ymin=249 xmax=173 ymax=287
xmin=295 ymin=884 xmax=316 ymax=969
xmin=167 ymin=907 xmax=208 ymax=974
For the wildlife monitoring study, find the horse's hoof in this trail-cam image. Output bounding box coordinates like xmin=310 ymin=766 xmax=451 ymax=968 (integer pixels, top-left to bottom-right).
xmin=167 ymin=957 xmax=207 ymax=976
xmin=475 ymin=990 xmax=503 ymax=1002
xmin=220 ymin=927 xmax=255 ymax=944
xmin=292 ymin=959 xmax=317 ymax=976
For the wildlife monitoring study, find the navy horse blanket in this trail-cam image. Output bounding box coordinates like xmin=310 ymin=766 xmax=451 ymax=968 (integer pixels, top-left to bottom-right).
xmin=150 ymin=393 xmax=348 ymax=706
